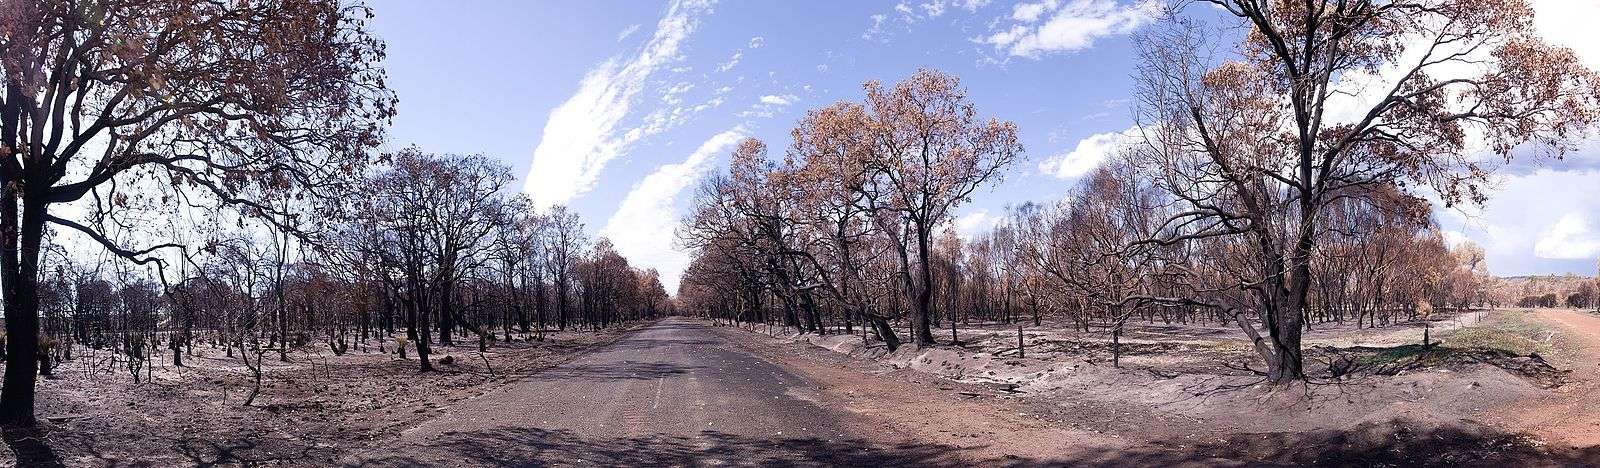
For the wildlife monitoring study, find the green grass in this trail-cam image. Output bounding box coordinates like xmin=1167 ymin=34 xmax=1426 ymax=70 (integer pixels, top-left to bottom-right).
xmin=1435 ymin=310 xmax=1562 ymax=357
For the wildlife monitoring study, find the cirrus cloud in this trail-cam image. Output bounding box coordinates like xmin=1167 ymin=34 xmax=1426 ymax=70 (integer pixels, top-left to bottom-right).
xmin=522 ymin=0 xmax=716 ymax=208
xmin=600 ymin=129 xmax=745 ymax=291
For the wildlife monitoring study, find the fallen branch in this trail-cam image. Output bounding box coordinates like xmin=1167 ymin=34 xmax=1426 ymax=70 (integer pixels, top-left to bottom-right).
xmin=476 ymin=352 xmax=496 ymax=378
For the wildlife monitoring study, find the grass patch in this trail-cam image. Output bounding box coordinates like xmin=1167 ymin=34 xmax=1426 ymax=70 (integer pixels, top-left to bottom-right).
xmin=1435 ymin=310 xmax=1564 ymax=357
xmin=1311 ymin=344 xmax=1570 ymax=388
xmin=1301 ymin=310 xmax=1577 ymax=388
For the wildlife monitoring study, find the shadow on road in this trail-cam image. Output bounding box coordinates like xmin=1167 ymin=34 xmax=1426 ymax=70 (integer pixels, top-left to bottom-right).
xmin=345 ymin=426 xmax=976 ymax=467
xmin=344 ymin=417 xmax=1600 ymax=467
xmin=525 ymin=361 xmax=703 ymax=382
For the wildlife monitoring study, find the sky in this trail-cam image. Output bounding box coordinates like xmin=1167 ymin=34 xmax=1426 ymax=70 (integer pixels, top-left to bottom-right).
xmin=367 ymin=0 xmax=1600 ymax=291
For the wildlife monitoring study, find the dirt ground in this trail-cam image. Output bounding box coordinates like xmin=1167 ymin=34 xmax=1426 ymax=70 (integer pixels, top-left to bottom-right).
xmin=0 ymin=324 xmax=643 ymax=467
xmin=1505 ymin=308 xmax=1600 ymax=447
xmin=4 ymin=308 xmax=1600 ymax=467
xmin=735 ymin=308 xmax=1600 ymax=466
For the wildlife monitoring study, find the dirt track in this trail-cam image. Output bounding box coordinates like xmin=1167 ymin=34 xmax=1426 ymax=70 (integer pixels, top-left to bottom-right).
xmin=346 ymin=318 xmax=973 ymax=466
xmin=345 ymin=317 xmax=1136 ymax=467
xmin=332 ymin=312 xmax=1600 ymax=467
xmin=1519 ymin=308 xmax=1600 ymax=446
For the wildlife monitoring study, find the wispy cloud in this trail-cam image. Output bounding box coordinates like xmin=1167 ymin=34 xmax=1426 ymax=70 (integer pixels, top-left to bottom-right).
xmin=1437 ymin=169 xmax=1600 ymax=275
xmin=522 ymin=0 xmax=716 ymax=208
xmin=716 ymin=51 xmax=743 ymax=72
xmin=741 ymin=94 xmax=800 ymax=119
xmin=615 ymin=23 xmax=641 ymax=43
xmin=862 ymin=14 xmax=890 ymax=41
xmin=601 ymin=129 xmax=745 ymax=291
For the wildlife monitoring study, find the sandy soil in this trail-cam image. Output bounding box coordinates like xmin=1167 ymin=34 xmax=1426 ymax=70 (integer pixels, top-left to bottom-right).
xmin=734 ymin=309 xmax=1600 ymax=466
xmin=1510 ymin=308 xmax=1600 ymax=446
xmin=7 ymin=309 xmax=1600 ymax=467
xmin=0 ymin=324 xmax=643 ymax=467
xmin=706 ymin=322 xmax=1140 ymax=465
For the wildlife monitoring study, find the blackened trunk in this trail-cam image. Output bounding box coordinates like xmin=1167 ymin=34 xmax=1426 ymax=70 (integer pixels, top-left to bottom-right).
xmin=0 ymin=193 xmax=47 ymax=427
xmin=913 ymin=223 xmax=936 ymax=345
xmin=437 ymin=276 xmax=455 ymax=346
xmin=869 ymin=315 xmax=900 ymax=351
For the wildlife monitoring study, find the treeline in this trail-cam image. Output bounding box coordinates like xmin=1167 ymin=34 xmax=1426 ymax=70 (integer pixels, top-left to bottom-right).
xmin=27 ymin=150 xmax=669 ymax=404
xmin=1500 ymin=274 xmax=1600 ymax=310
xmin=0 ymin=0 xmax=683 ymax=426
xmin=676 ymin=73 xmax=1492 ymax=351
xmin=678 ymin=70 xmax=1021 ymax=351
xmin=679 ymin=0 xmax=1600 ymax=383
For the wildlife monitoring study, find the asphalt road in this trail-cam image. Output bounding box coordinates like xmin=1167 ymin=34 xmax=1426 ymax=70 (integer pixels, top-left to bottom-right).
xmin=345 ymin=317 xmax=944 ymax=467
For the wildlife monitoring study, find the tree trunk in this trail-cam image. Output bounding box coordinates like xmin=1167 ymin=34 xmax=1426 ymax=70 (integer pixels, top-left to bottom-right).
xmin=913 ymin=223 xmax=936 ymax=345
xmin=869 ymin=315 xmax=900 ymax=351
xmin=415 ymin=293 xmax=434 ymax=372
xmin=0 ymin=193 xmax=47 ymax=427
xmin=437 ymin=274 xmax=455 ymax=347
xmin=556 ymin=275 xmax=568 ymax=331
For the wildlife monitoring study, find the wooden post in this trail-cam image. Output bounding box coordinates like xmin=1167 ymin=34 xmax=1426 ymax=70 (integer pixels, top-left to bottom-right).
xmin=1112 ymin=326 xmax=1121 ymax=368
xmin=1017 ymin=324 xmax=1025 ymax=359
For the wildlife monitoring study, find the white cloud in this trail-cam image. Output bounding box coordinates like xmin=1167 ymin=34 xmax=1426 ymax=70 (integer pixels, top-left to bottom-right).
xmin=1322 ymin=1 xmax=1599 ymax=153
xmin=958 ymin=0 xmax=993 ymax=12
xmin=523 ymin=0 xmax=715 ymax=208
xmin=1438 ymin=169 xmax=1600 ymax=275
xmin=748 ymin=36 xmax=765 ymax=49
xmin=863 ymin=14 xmax=890 ymax=41
xmin=980 ymin=0 xmax=1159 ymax=58
xmin=1533 ymin=0 xmax=1600 ymax=71
xmin=758 ymin=94 xmax=797 ymax=106
xmin=1039 ymin=126 xmax=1139 ymax=179
xmin=954 ymin=210 xmax=1004 ymax=239
xmin=921 ymin=0 xmax=948 ymax=17
xmin=1012 ymin=0 xmax=1056 ymax=22
xmin=691 ymin=96 xmax=725 ymax=113
xmin=1535 ymin=213 xmax=1600 ymax=260
xmin=1441 ymin=230 xmax=1471 ymax=249
xmin=741 ymin=94 xmax=800 ymax=119
xmin=717 ymin=51 xmax=743 ymax=72
xmin=615 ymin=24 xmax=641 ymax=43
xmin=601 ymin=129 xmax=745 ymax=291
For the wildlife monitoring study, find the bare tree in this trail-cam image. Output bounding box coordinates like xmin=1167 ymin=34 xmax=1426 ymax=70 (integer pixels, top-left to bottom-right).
xmin=861 ymin=69 xmax=1021 ymax=346
xmin=0 ymin=0 xmax=394 ymax=425
xmin=1124 ymin=1 xmax=1600 ymax=382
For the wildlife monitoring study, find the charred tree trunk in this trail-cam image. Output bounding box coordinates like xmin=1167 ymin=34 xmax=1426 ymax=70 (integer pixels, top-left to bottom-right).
xmin=0 ymin=186 xmax=47 ymax=427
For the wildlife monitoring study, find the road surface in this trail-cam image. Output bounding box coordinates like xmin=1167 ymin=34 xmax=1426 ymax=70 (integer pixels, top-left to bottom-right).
xmin=343 ymin=317 xmax=959 ymax=467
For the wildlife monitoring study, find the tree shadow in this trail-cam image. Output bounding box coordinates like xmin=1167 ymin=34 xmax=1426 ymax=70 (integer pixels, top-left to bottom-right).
xmin=525 ymin=361 xmax=702 ymax=382
xmin=171 ymin=432 xmax=330 ymax=467
xmin=346 ymin=417 xmax=1600 ymax=468
xmin=1049 ymin=418 xmax=1600 ymax=467
xmin=347 ymin=427 xmax=980 ymax=467
xmin=2 ymin=426 xmax=63 ymax=468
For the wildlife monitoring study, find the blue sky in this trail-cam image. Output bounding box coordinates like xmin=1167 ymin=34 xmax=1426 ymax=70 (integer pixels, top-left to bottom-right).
xmin=368 ymin=0 xmax=1600 ymax=290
